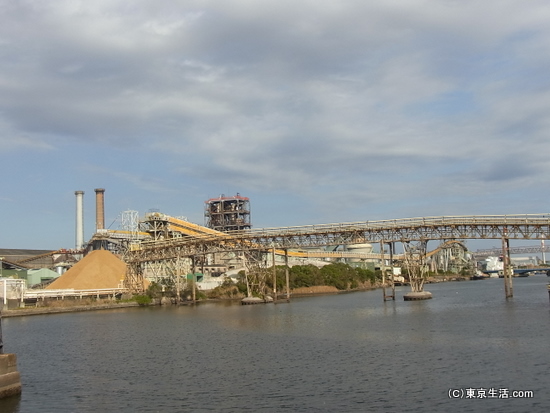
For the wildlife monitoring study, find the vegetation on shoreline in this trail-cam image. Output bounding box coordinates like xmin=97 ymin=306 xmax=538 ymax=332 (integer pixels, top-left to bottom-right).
xmin=143 ymin=263 xmax=382 ymax=301
xmin=10 ymin=263 xmax=474 ymax=313
xmin=276 ymin=262 xmax=378 ymax=290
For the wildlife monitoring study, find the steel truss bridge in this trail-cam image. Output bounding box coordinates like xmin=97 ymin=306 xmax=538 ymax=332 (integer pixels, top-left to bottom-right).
xmin=474 ymin=245 xmax=550 ymax=257
xmin=124 ymin=214 xmax=550 ymax=293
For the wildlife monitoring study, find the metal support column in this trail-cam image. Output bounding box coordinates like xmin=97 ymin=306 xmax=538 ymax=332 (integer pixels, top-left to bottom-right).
xmin=0 ymin=302 xmax=3 ymax=354
xmin=284 ymin=249 xmax=290 ymax=302
xmin=191 ymin=256 xmax=197 ymax=304
xmin=502 ymin=235 xmax=513 ymax=298
xmin=175 ymin=258 xmax=182 ymax=305
xmin=389 ymin=242 xmax=396 ymax=300
xmin=272 ymin=247 xmax=277 ymax=301
xmin=381 ymin=241 xmax=395 ymax=301
xmin=403 ymin=240 xmax=429 ymax=293
xmin=243 ymin=252 xmax=251 ymax=298
xmin=380 ymin=241 xmax=386 ymax=300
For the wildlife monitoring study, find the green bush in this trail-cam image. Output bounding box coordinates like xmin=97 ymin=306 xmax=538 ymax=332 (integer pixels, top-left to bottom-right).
xmin=263 ymin=262 xmax=378 ymax=291
xmin=134 ymin=295 xmax=152 ymax=306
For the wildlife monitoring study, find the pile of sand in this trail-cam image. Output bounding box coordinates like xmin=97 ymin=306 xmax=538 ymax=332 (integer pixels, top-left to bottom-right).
xmin=46 ymin=250 xmax=126 ymax=290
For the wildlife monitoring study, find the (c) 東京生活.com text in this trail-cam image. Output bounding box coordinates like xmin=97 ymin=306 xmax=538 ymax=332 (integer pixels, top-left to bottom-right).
xmin=448 ymin=388 xmax=534 ymax=399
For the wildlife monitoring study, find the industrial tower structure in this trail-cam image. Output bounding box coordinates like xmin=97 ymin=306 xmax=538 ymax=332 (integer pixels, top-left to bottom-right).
xmin=75 ymin=190 xmax=85 ymax=250
xmin=204 ymin=194 xmax=251 ymax=232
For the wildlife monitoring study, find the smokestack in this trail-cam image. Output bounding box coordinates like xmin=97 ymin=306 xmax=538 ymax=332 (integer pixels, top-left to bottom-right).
xmin=75 ymin=191 xmax=84 ymax=250
xmin=95 ymin=188 xmax=105 ymax=231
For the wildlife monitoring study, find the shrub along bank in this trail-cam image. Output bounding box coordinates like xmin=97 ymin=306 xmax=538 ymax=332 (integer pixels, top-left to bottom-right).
xmin=172 ymin=263 xmax=381 ymax=300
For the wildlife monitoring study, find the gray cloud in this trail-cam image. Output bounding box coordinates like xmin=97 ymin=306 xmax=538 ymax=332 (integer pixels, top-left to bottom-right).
xmin=2 ymin=0 xmax=550 ymax=245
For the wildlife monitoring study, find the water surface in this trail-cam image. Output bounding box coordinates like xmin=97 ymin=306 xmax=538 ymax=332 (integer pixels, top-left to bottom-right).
xmin=1 ymin=276 xmax=548 ymax=412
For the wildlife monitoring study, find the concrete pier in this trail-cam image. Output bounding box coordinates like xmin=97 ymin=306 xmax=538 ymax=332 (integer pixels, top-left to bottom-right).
xmin=241 ymin=296 xmax=274 ymax=305
xmin=403 ymin=291 xmax=433 ymax=301
xmin=0 ymin=354 xmax=21 ymax=399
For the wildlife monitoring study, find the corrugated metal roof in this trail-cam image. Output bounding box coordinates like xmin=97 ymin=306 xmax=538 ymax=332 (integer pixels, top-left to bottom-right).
xmin=0 ymin=249 xmax=58 ymax=269
xmin=0 ymin=248 xmax=53 ymax=259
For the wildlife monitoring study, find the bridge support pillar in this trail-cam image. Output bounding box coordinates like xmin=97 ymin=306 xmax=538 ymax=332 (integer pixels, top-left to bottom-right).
xmin=403 ymin=240 xmax=432 ymax=300
xmin=272 ymin=248 xmax=277 ymax=302
xmin=380 ymin=241 xmax=395 ymax=301
xmin=284 ymin=249 xmax=290 ymax=302
xmin=502 ymin=236 xmax=513 ymax=298
xmin=125 ymin=260 xmax=146 ymax=295
xmin=191 ymin=256 xmax=197 ymax=304
xmin=388 ymin=242 xmax=396 ymax=300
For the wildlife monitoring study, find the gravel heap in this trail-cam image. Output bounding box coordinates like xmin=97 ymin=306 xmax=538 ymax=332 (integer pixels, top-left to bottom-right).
xmin=46 ymin=250 xmax=126 ymax=290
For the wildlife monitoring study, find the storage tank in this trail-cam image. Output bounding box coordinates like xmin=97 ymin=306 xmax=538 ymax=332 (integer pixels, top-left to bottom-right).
xmin=346 ymin=243 xmax=373 ymax=262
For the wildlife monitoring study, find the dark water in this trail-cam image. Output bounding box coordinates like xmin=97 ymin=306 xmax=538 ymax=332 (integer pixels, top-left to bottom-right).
xmin=1 ymin=276 xmax=549 ymax=412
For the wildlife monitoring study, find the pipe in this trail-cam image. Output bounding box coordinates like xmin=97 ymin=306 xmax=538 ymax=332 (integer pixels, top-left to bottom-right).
xmin=0 ymin=284 xmax=3 ymax=353
xmin=75 ymin=191 xmax=84 ymax=250
xmin=95 ymin=188 xmax=105 ymax=231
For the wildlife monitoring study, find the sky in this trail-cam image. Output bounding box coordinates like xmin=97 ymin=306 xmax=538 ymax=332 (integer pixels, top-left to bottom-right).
xmin=1 ymin=0 xmax=550 ymax=251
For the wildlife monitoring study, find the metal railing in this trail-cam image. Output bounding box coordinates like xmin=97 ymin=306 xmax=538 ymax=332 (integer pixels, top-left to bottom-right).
xmin=24 ymin=288 xmax=127 ymax=300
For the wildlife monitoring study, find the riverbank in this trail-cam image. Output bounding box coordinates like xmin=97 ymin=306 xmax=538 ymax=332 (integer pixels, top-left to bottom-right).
xmin=2 ymin=286 xmax=372 ymax=317
xmin=289 ymin=284 xmax=380 ymax=297
xmin=2 ymin=277 xmax=472 ymax=317
xmin=2 ymin=302 xmax=141 ymax=318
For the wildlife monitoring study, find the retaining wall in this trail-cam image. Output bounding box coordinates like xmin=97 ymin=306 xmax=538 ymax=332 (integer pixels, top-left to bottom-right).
xmin=0 ymin=354 xmax=21 ymax=399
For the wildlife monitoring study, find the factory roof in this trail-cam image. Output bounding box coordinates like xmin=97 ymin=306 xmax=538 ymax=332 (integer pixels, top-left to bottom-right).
xmin=0 ymin=248 xmax=79 ymax=270
xmin=0 ymin=249 xmax=54 ymax=260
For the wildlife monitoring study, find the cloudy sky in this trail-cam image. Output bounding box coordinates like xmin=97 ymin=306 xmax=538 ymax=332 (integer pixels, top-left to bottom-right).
xmin=1 ymin=0 xmax=550 ymax=250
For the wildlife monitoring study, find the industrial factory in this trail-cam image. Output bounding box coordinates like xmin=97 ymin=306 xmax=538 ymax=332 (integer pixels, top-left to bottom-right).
xmin=0 ymin=188 xmax=476 ymax=306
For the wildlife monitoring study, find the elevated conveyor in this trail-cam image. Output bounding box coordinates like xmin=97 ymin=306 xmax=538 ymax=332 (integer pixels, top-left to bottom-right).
xmin=142 ymin=213 xmax=468 ymax=262
xmin=142 ymin=212 xmax=382 ymax=260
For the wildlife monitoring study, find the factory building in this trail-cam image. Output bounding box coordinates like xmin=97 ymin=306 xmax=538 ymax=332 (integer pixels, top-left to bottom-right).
xmin=0 ymin=249 xmax=77 ymax=274
xmin=1 ymin=189 xmax=392 ymax=296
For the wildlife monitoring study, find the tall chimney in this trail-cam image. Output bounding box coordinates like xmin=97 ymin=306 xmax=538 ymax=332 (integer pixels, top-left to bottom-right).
xmin=75 ymin=191 xmax=84 ymax=250
xmin=95 ymin=188 xmax=105 ymax=231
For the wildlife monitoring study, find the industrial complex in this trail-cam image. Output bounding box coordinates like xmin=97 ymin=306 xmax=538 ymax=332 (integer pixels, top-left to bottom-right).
xmin=1 ymin=188 xmax=546 ymax=307
xmin=0 ymin=188 xmax=469 ymax=306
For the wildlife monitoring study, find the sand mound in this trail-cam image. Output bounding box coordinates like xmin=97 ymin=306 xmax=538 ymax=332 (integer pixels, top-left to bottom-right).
xmin=46 ymin=250 xmax=126 ymax=290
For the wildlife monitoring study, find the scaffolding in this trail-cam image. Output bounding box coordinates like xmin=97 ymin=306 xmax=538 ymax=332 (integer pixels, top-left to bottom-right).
xmin=204 ymin=194 xmax=251 ymax=232
xmin=121 ymin=210 xmax=140 ymax=241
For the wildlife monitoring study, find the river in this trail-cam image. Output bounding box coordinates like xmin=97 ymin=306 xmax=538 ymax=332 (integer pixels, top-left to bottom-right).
xmin=1 ymin=276 xmax=548 ymax=412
